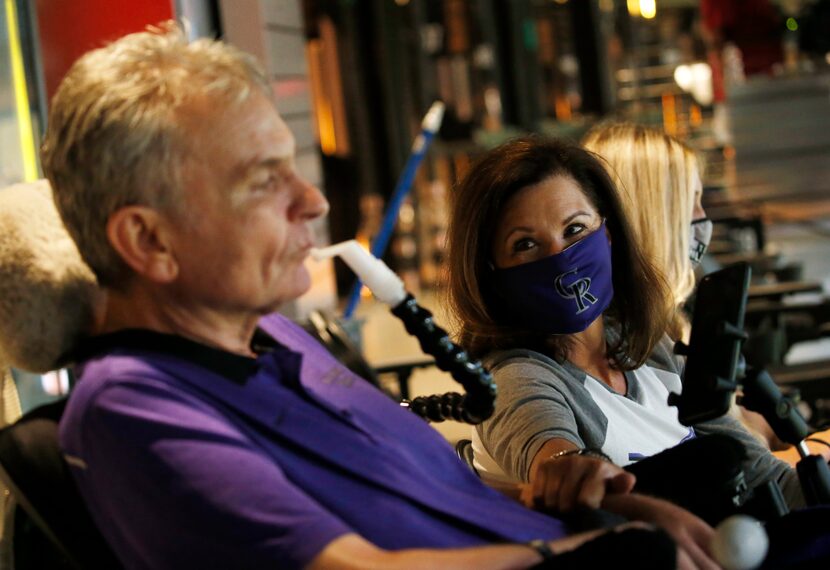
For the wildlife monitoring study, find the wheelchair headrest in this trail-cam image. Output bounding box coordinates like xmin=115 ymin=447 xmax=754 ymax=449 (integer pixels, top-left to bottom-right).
xmin=0 ymin=180 xmax=99 ymax=372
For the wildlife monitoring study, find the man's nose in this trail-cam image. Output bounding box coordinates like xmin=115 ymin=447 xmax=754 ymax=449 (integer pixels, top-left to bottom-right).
xmin=291 ymin=175 xmax=329 ymax=221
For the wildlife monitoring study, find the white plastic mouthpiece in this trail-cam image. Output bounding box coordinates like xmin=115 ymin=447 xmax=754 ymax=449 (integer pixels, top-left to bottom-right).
xmin=311 ymin=240 xmax=406 ymax=307
xmin=421 ymin=101 xmax=446 ymax=134
xmin=711 ymin=515 xmax=768 ymax=570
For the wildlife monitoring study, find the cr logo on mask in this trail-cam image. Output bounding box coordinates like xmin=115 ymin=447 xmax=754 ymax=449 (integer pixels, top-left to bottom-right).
xmin=554 ymin=268 xmax=598 ymax=314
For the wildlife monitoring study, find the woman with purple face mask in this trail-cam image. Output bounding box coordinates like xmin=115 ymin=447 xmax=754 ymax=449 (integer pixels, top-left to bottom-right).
xmin=445 ymin=136 xmax=804 ymax=517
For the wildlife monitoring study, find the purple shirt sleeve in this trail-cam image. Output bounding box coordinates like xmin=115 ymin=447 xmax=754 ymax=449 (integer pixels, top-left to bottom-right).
xmin=74 ymin=378 xmax=351 ymax=569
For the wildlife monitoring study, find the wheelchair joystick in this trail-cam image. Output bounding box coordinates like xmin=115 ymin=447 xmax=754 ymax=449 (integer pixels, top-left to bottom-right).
xmin=711 ymin=515 xmax=768 ymax=570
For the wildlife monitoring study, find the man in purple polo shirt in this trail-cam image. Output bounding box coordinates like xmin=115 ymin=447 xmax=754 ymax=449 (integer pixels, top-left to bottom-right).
xmin=41 ymin=23 xmax=718 ymax=569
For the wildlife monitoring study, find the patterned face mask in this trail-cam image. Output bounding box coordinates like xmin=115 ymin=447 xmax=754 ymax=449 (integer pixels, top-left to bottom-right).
xmin=491 ymin=221 xmax=613 ymax=335
xmin=689 ymin=218 xmax=713 ymax=267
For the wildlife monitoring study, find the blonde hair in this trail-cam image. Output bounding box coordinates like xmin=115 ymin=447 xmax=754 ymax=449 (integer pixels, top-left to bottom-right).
xmin=583 ymin=123 xmax=700 ymax=340
xmin=41 ymin=22 xmax=269 ymax=287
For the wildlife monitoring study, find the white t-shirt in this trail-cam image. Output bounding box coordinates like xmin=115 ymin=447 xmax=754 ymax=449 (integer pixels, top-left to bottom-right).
xmin=472 ymin=364 xmax=694 ymax=483
xmin=584 ymin=365 xmax=694 ymax=466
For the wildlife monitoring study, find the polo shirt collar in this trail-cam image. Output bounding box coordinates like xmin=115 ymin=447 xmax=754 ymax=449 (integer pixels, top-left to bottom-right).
xmin=73 ymin=328 xmax=281 ymax=385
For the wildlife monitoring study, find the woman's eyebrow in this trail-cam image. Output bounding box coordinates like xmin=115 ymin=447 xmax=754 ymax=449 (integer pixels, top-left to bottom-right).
xmin=562 ymin=210 xmax=590 ymax=225
xmin=504 ymin=226 xmax=535 ymax=241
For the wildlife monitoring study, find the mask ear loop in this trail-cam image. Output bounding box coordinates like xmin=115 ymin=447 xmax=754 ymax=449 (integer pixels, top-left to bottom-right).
xmin=485 ymin=260 xmax=509 ymax=305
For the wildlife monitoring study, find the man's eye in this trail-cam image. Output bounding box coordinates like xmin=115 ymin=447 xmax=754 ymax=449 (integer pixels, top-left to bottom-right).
xmin=512 ymin=238 xmax=536 ymax=253
xmin=251 ymin=175 xmax=278 ymax=191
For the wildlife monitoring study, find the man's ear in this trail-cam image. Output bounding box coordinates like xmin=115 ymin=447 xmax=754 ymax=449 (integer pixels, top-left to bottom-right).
xmin=106 ymin=206 xmax=179 ymax=283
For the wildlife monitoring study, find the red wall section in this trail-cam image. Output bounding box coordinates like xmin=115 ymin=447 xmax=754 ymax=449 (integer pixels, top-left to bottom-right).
xmin=35 ymin=0 xmax=174 ymax=100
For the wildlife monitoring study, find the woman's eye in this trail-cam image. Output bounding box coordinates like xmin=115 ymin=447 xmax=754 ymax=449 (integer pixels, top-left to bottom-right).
xmin=512 ymin=238 xmax=537 ymax=253
xmin=564 ymin=223 xmax=586 ymax=238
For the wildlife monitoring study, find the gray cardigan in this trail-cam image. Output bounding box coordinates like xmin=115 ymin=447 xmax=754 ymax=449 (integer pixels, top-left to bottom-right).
xmin=476 ymin=335 xmax=805 ymax=508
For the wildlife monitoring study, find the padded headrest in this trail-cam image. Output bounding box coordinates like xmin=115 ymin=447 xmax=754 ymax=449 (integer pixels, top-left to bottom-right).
xmin=0 ymin=180 xmax=98 ymax=372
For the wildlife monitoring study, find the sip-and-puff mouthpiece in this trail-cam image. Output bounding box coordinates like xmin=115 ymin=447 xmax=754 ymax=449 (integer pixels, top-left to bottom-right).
xmin=311 ymin=240 xmax=406 ymax=307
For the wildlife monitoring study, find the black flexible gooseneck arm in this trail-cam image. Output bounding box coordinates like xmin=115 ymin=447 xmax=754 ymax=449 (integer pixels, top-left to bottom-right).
xmin=391 ymin=295 xmax=496 ymax=424
xmin=310 ymin=241 xmax=496 ymax=425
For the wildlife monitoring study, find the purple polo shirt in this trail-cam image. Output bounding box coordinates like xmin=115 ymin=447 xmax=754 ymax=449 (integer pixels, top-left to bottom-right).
xmin=59 ymin=314 xmax=566 ymax=569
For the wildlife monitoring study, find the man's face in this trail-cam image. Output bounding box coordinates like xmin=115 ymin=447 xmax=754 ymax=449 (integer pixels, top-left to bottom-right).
xmin=168 ymin=91 xmax=328 ymax=315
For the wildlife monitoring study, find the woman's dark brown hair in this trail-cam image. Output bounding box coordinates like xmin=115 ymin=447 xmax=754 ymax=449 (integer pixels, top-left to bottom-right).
xmin=445 ymin=135 xmax=673 ymax=369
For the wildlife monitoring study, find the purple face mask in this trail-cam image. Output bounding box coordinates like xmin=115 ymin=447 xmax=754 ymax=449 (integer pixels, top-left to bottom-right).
xmin=491 ymin=221 xmax=614 ymax=334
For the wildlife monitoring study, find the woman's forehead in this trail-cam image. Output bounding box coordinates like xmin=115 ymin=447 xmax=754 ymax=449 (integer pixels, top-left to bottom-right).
xmin=501 ymin=175 xmax=596 ymax=219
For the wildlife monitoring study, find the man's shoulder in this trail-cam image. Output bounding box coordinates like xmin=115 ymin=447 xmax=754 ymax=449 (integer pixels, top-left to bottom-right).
xmin=61 ymin=350 xmax=218 ymax=443
xmin=69 ymin=347 xmax=193 ymax=403
xmin=68 ymin=351 xmax=170 ymax=404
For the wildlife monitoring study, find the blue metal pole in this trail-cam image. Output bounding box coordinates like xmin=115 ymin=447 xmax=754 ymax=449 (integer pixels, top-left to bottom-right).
xmin=343 ymin=102 xmax=444 ymax=319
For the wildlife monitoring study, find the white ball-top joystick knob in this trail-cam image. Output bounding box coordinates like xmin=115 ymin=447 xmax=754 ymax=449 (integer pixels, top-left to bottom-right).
xmin=711 ymin=515 xmax=769 ymax=570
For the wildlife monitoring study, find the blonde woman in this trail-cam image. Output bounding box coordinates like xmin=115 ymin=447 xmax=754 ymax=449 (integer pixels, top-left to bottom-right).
xmin=582 ymin=123 xmax=709 ymax=342
xmin=582 ymin=123 xmax=830 ymax=465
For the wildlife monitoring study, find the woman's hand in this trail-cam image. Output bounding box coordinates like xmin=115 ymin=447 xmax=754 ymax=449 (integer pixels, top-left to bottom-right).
xmin=521 ymin=453 xmax=636 ymax=512
xmin=601 ymin=493 xmax=720 ymax=570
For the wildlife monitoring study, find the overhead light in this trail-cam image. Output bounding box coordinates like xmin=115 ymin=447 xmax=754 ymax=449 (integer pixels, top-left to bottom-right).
xmin=628 ymin=0 xmax=657 ymax=19
xmin=640 ymin=0 xmax=656 ymax=19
